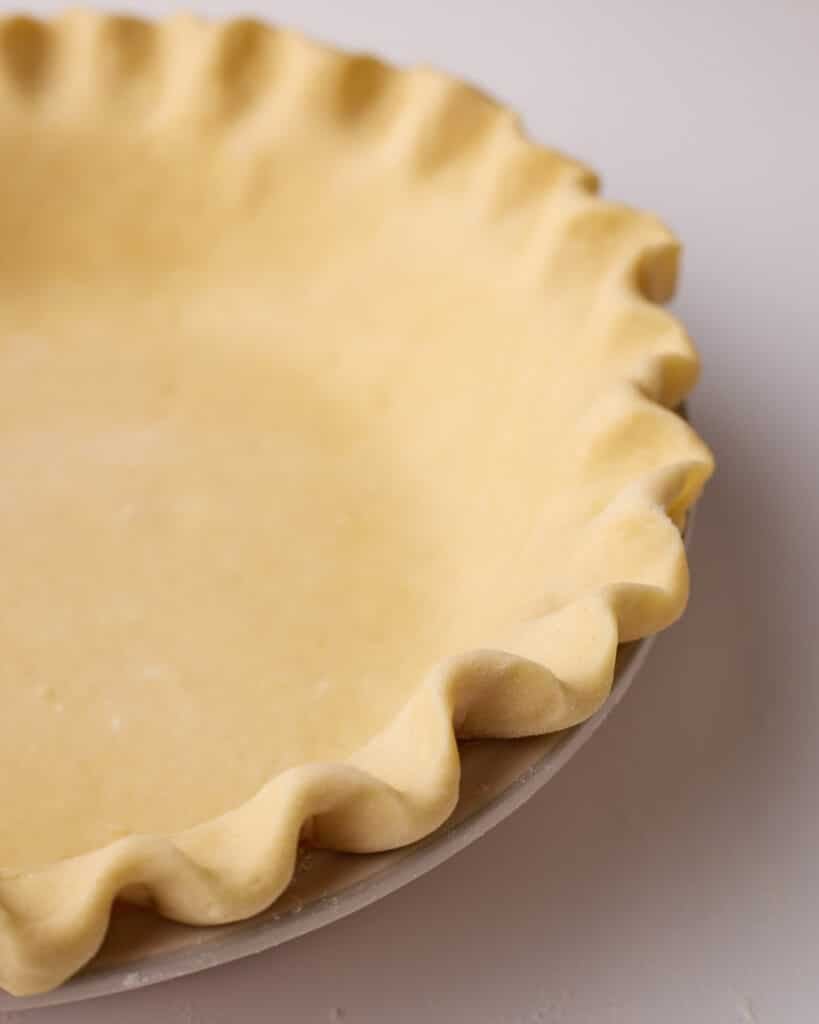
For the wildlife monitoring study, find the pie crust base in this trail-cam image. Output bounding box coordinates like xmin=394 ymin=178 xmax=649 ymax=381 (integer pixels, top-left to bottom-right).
xmin=0 ymin=12 xmax=712 ymax=995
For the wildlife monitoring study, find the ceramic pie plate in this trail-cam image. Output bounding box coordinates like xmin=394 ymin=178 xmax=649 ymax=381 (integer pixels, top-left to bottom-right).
xmin=0 ymin=11 xmax=712 ymax=1001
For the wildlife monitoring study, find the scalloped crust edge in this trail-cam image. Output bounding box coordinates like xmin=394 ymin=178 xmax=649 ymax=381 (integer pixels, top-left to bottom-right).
xmin=0 ymin=11 xmax=714 ymax=996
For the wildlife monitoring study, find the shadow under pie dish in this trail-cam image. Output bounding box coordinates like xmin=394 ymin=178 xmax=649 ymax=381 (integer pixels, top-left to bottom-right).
xmin=0 ymin=11 xmax=713 ymax=996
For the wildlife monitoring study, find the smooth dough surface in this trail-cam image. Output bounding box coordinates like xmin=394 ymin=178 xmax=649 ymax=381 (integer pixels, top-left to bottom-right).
xmin=0 ymin=14 xmax=713 ymax=993
xmin=0 ymin=24 xmax=707 ymax=871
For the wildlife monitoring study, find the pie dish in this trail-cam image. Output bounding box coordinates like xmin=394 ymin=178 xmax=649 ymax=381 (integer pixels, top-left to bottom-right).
xmin=0 ymin=11 xmax=713 ymax=996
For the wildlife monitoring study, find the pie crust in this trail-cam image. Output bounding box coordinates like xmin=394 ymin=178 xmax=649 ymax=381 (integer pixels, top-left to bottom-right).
xmin=0 ymin=12 xmax=713 ymax=995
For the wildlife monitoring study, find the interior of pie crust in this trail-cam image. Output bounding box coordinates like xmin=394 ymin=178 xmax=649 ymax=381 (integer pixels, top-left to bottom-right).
xmin=0 ymin=12 xmax=712 ymax=995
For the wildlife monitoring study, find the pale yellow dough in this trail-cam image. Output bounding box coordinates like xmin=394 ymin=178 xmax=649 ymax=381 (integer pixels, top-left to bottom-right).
xmin=0 ymin=12 xmax=712 ymax=995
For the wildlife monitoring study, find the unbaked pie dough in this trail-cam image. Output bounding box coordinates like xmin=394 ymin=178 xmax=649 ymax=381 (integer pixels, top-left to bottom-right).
xmin=0 ymin=11 xmax=713 ymax=995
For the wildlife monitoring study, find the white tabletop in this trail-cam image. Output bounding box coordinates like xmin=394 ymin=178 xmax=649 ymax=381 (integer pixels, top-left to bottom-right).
xmin=6 ymin=1 xmax=819 ymax=1021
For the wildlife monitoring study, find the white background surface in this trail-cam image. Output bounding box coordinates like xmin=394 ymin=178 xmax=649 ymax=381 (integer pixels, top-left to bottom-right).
xmin=4 ymin=1 xmax=819 ymax=1021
